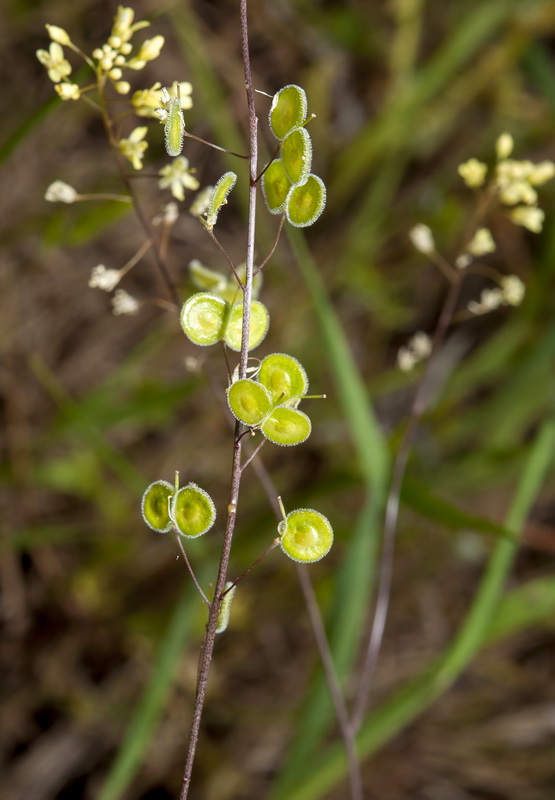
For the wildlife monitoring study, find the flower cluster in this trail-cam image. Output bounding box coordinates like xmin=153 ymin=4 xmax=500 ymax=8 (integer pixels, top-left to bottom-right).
xmin=458 ymin=133 xmax=555 ymax=234
xmin=467 ymin=275 xmax=525 ymax=316
xmin=92 ymin=6 xmax=164 ymax=95
xmin=132 ymin=81 xmax=193 ymax=118
xmin=36 ymin=6 xmax=166 ymax=102
xmin=397 ymin=332 xmax=432 ymax=373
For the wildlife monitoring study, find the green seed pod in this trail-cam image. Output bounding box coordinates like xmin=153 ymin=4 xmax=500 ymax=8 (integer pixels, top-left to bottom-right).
xmin=258 ymin=353 xmax=308 ymax=404
xmin=227 ymin=378 xmax=273 ymax=426
xmin=279 ymin=508 xmax=333 ymax=563
xmin=204 ymin=171 xmax=237 ymax=230
xmin=141 ymin=480 xmax=174 ymax=533
xmin=286 ymin=174 xmax=326 ymax=228
xmin=269 ymin=85 xmax=307 ymax=141
xmin=216 ymin=582 xmax=236 ymax=634
xmin=165 ymin=97 xmax=184 ymax=157
xmin=261 ymin=406 xmax=312 ymax=446
xmin=180 ymin=292 xmax=228 ymax=346
xmin=189 ymin=259 xmax=228 ymax=293
xmin=170 ymin=482 xmax=216 ymax=538
xmin=223 ymin=300 xmax=270 ymax=352
xmin=262 ymin=159 xmax=292 ymax=215
xmin=282 ymin=127 xmax=312 ymax=186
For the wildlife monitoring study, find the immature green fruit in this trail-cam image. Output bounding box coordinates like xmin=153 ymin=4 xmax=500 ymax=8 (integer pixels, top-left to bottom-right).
xmin=204 ymin=171 xmax=237 ymax=229
xmin=258 ymin=353 xmax=308 ymax=404
xmin=180 ymin=292 xmax=228 ymax=346
xmin=282 ymin=127 xmax=312 ymax=186
xmin=261 ymin=406 xmax=312 ymax=446
xmin=269 ymin=84 xmax=307 ymax=141
xmin=279 ymin=508 xmax=333 ymax=563
xmin=165 ymin=96 xmax=184 ymax=157
xmin=141 ymin=480 xmax=174 ymax=532
xmin=171 ymin=483 xmax=216 ymax=538
xmin=224 ymin=300 xmax=270 ymax=351
xmin=286 ymin=174 xmax=326 ymax=227
xmin=188 ymin=259 xmax=228 ymax=293
xmin=216 ymin=582 xmax=236 ymax=634
xmin=262 ymin=159 xmax=292 ymax=214
xmin=227 ymin=379 xmax=273 ymax=426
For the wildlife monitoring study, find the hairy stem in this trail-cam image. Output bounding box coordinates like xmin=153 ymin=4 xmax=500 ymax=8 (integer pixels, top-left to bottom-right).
xmin=178 ymin=2 xmax=257 ymax=797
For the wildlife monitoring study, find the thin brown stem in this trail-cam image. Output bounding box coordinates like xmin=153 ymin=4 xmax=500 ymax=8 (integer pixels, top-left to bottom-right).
xmin=351 ymin=274 xmax=463 ymax=732
xmin=205 ymin=228 xmax=244 ymax=288
xmin=173 ymin=532 xmax=210 ymax=606
xmin=296 ymin=566 xmax=363 ymax=800
xmin=254 ymin=214 xmax=285 ymax=276
xmin=255 ymin=141 xmax=281 ymax=183
xmin=240 ymin=437 xmax=266 ymax=472
xmin=178 ymin=3 xmax=258 ymax=797
xmin=223 ymin=539 xmax=279 ymax=596
xmin=96 ymin=72 xmax=180 ymax=307
xmin=183 ymin=130 xmax=249 ymax=159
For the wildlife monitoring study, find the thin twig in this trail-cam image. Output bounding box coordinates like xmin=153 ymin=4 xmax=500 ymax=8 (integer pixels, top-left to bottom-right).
xmin=184 ymin=130 xmax=249 ymax=159
xmin=255 ymin=141 xmax=281 ymax=182
xmin=254 ymin=214 xmax=285 ymax=276
xmin=205 ymin=228 xmax=245 ymax=289
xmin=296 ymin=566 xmax=363 ymax=800
xmin=174 ymin=532 xmax=210 ymax=606
xmin=178 ymin=4 xmax=258 ymax=797
xmin=351 ymin=274 xmax=463 ymax=732
xmin=240 ymin=437 xmax=266 ymax=472
xmin=223 ymin=539 xmax=280 ymax=596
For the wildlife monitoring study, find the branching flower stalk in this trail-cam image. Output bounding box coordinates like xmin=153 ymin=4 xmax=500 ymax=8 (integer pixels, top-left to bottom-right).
xmin=178 ymin=5 xmax=257 ymax=795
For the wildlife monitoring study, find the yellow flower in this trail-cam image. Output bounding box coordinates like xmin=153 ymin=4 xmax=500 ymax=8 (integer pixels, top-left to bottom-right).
xmin=111 ymin=6 xmax=149 ymax=44
xmin=36 ymin=42 xmax=71 ymax=83
xmin=118 ymin=127 xmax=148 ymax=170
xmin=132 ymin=82 xmax=163 ymax=117
xmin=55 ymin=82 xmax=80 ymax=100
xmin=159 ymin=156 xmax=200 ymax=201
xmin=458 ymin=158 xmax=487 ymax=188
xmin=467 ymin=228 xmax=496 ymax=257
xmin=45 ymin=24 xmax=71 ymax=46
xmin=510 ymin=206 xmax=544 ymax=233
xmin=126 ymin=35 xmax=165 ymax=70
xmin=495 ymin=132 xmax=513 ymax=160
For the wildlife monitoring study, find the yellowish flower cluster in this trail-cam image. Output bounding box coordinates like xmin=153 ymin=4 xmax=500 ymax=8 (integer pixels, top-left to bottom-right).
xmin=467 ymin=275 xmax=525 ymax=316
xmin=118 ymin=127 xmax=148 ymax=170
xmin=458 ymin=133 xmax=554 ymax=234
xmin=91 ymin=6 xmax=164 ymax=95
xmin=158 ymin=156 xmax=200 ymax=201
xmin=132 ymin=81 xmax=193 ymax=118
xmin=37 ymin=7 xmax=167 ymax=102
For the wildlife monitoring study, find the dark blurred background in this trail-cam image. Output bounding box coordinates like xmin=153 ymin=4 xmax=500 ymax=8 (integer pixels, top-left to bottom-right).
xmin=2 ymin=0 xmax=555 ymax=798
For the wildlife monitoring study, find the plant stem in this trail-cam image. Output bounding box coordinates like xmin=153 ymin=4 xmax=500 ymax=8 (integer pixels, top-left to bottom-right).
xmin=178 ymin=3 xmax=257 ymax=797
xmin=351 ymin=272 xmax=463 ymax=731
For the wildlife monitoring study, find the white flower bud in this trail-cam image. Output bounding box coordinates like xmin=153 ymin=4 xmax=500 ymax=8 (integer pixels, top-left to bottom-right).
xmin=89 ymin=264 xmax=121 ymax=292
xmin=112 ymin=289 xmax=140 ymax=315
xmin=495 ymin=132 xmax=513 ymax=160
xmin=45 ymin=180 xmax=77 ymax=203
xmin=409 ymin=223 xmax=435 ymax=255
xmin=46 ymin=25 xmax=71 ymax=46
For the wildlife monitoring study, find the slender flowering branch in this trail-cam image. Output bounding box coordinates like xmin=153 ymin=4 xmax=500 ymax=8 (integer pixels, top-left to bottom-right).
xmin=178 ymin=3 xmax=258 ymax=797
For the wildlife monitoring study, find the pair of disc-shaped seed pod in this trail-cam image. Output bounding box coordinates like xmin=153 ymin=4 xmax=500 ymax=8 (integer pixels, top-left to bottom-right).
xmin=262 ymin=85 xmax=326 ymax=228
xmin=142 ymin=479 xmax=333 ymax=564
xmin=227 ymin=352 xmax=312 ymax=446
xmin=181 ymin=291 xmax=269 ymax=350
xmin=142 ymin=480 xmax=216 ymax=538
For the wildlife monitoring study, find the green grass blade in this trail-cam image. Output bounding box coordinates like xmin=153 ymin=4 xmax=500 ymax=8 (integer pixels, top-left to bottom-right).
xmin=271 ymin=229 xmax=389 ymax=797
xmin=401 ymin=476 xmax=515 ymax=540
xmin=97 ymin=583 xmax=201 ymax=800
xmin=282 ymin=415 xmax=555 ymax=800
